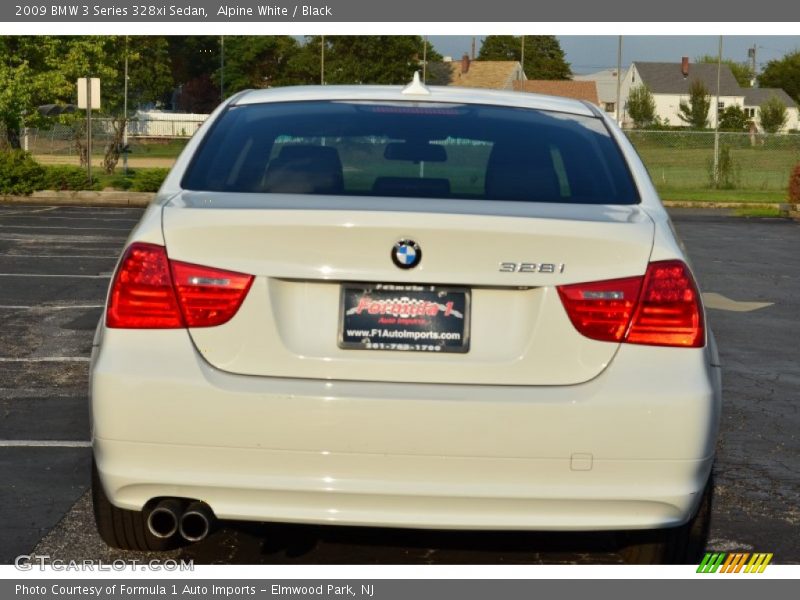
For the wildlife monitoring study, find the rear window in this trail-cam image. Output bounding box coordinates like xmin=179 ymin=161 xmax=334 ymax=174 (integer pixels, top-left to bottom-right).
xmin=182 ymin=100 xmax=639 ymax=204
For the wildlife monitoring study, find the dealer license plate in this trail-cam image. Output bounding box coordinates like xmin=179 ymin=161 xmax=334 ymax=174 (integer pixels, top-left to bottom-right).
xmin=338 ymin=284 xmax=470 ymax=353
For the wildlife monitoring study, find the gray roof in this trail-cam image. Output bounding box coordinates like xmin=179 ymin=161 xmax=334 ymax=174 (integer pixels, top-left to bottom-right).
xmin=632 ymin=62 xmax=742 ymax=96
xmin=743 ymin=88 xmax=797 ymax=108
xmin=574 ymin=69 xmax=620 ymax=104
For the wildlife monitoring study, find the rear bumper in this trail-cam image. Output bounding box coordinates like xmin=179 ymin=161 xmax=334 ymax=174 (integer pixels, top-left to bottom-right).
xmin=91 ymin=329 xmax=721 ymax=531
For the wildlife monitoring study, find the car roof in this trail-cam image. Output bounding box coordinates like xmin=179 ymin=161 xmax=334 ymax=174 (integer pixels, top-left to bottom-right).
xmin=233 ymin=84 xmax=598 ymax=118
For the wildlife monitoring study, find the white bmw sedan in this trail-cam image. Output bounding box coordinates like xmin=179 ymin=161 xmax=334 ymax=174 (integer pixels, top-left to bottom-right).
xmin=90 ymin=77 xmax=721 ymax=563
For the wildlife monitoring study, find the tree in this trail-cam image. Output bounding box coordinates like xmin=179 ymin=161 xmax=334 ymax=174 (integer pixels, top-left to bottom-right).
xmin=759 ymin=96 xmax=788 ymax=133
xmin=302 ymin=36 xmax=441 ymax=85
xmin=220 ymin=36 xmax=301 ymax=92
xmin=696 ymin=55 xmax=753 ymax=87
xmin=123 ymin=37 xmax=174 ymax=111
xmin=626 ymin=84 xmax=656 ymax=128
xmin=478 ymin=35 xmax=570 ymax=80
xmin=168 ymin=36 xmax=220 ymax=112
xmin=678 ymin=79 xmax=711 ymax=129
xmin=718 ymin=105 xmax=749 ymax=131
xmin=0 ymin=60 xmax=32 ymax=148
xmin=758 ymin=50 xmax=800 ymax=104
xmin=0 ymin=36 xmax=119 ymax=148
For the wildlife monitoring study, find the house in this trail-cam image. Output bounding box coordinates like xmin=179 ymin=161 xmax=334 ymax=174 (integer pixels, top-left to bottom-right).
xmin=439 ymin=54 xmax=525 ymax=91
xmin=574 ymin=69 xmax=622 ymax=117
xmin=619 ymin=58 xmax=744 ymax=128
xmin=742 ymin=88 xmax=799 ymax=132
xmin=513 ymin=80 xmax=600 ymax=105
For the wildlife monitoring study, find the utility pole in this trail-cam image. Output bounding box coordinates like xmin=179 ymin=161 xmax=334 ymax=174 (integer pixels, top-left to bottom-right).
xmin=320 ymin=35 xmax=325 ymax=85
xmin=422 ymin=36 xmax=428 ymax=83
xmin=520 ymin=36 xmax=525 ymax=79
xmin=616 ymin=35 xmax=623 ymax=125
xmin=220 ymin=36 xmax=225 ymax=101
xmin=86 ymin=76 xmax=92 ymax=185
xmin=471 ymin=37 xmax=475 ymax=60
xmin=748 ymin=44 xmax=757 ymax=87
xmin=713 ymin=36 xmax=723 ymax=187
xmin=123 ymin=35 xmax=129 ymax=176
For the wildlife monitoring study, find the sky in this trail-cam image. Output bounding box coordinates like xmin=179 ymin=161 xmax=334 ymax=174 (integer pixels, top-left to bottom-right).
xmin=428 ymin=36 xmax=800 ymax=75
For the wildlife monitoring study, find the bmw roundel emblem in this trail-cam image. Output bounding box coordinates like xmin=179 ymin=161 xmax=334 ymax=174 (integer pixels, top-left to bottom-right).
xmin=391 ymin=239 xmax=422 ymax=269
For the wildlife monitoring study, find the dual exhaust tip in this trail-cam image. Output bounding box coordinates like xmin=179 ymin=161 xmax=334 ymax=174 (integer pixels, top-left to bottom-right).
xmin=147 ymin=499 xmax=215 ymax=542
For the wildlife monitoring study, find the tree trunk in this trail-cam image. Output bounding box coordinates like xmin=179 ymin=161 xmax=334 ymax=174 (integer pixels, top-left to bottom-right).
xmin=102 ymin=118 xmax=126 ymax=175
xmin=5 ymin=126 xmax=22 ymax=150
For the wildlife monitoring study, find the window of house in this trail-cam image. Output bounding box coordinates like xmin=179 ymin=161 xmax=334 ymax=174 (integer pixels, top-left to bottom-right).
xmin=604 ymin=102 xmax=615 ymax=113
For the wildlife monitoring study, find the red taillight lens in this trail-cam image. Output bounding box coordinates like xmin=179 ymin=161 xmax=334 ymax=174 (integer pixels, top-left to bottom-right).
xmin=106 ymin=243 xmax=183 ymax=328
xmin=170 ymin=260 xmax=254 ymax=328
xmin=106 ymin=243 xmax=253 ymax=329
xmin=626 ymin=260 xmax=704 ymax=347
xmin=557 ymin=260 xmax=704 ymax=348
xmin=557 ymin=276 xmax=643 ymax=343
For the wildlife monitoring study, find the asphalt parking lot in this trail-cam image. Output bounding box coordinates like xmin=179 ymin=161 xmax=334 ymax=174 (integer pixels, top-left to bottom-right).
xmin=1 ymin=204 xmax=798 ymax=565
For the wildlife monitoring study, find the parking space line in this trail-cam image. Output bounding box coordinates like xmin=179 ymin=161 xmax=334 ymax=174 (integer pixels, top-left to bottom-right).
xmin=0 ymin=304 xmax=103 ymax=310
xmin=0 ymin=440 xmax=91 ymax=447
xmin=0 ymin=357 xmax=90 ymax=362
xmin=0 ymin=215 xmax=139 ymax=223
xmin=0 ymin=254 xmax=118 ymax=259
xmin=0 ymin=207 xmax=59 ymax=217
xmin=0 ymin=273 xmax=109 ymax=279
xmin=0 ymin=235 xmax=126 ymax=242
xmin=0 ymin=225 xmax=132 ymax=232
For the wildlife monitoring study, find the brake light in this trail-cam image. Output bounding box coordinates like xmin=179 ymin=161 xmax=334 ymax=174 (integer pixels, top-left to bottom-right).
xmin=626 ymin=260 xmax=704 ymax=347
xmin=106 ymin=242 xmax=253 ymax=329
xmin=106 ymin=243 xmax=183 ymax=328
xmin=557 ymin=260 xmax=704 ymax=348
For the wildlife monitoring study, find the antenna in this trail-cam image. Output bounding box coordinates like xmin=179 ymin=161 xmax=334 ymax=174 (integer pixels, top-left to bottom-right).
xmin=402 ymin=71 xmax=431 ymax=95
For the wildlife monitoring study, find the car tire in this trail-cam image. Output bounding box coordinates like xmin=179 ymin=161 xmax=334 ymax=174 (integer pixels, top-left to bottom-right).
xmin=92 ymin=457 xmax=183 ymax=551
xmin=618 ymin=475 xmax=714 ymax=564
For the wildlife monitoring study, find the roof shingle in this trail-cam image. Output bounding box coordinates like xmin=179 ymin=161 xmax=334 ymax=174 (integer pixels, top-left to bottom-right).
xmin=743 ymin=88 xmax=797 ymax=108
xmin=441 ymin=60 xmax=523 ymax=90
xmin=513 ymin=80 xmax=599 ymax=104
xmin=632 ymin=62 xmax=742 ymax=96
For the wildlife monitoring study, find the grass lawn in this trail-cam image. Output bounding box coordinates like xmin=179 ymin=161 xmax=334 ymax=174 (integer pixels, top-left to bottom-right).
xmin=656 ymin=188 xmax=786 ymax=203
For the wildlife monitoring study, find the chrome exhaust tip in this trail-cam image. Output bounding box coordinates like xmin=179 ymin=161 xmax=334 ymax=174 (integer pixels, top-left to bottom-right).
xmin=179 ymin=501 xmax=214 ymax=542
xmin=146 ymin=499 xmax=182 ymax=539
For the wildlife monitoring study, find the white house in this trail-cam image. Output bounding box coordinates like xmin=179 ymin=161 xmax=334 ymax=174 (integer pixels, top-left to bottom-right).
xmin=742 ymin=88 xmax=800 ymax=132
xmin=619 ymin=58 xmax=744 ymax=128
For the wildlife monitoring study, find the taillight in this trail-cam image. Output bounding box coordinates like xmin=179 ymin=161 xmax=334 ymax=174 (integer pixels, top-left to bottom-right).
xmin=626 ymin=260 xmax=704 ymax=347
xmin=557 ymin=276 xmax=643 ymax=343
xmin=107 ymin=243 xmax=183 ymax=328
xmin=106 ymin=242 xmax=253 ymax=329
xmin=170 ymin=260 xmax=253 ymax=327
xmin=557 ymin=260 xmax=704 ymax=348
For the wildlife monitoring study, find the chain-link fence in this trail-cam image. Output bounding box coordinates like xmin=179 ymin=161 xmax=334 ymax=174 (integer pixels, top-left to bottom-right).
xmin=4 ymin=122 xmax=800 ymax=193
xmin=626 ymin=130 xmax=800 ymax=192
xmin=9 ymin=118 xmax=201 ymax=167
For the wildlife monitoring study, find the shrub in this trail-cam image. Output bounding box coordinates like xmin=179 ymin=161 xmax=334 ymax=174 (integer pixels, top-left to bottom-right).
xmin=626 ymin=84 xmax=657 ymax=128
xmin=789 ymin=163 xmax=800 ymax=203
xmin=759 ymin=96 xmax=788 ymax=134
xmin=40 ymin=165 xmax=94 ymax=191
xmin=131 ymin=168 xmax=169 ymax=192
xmin=106 ymin=173 xmax=134 ymax=190
xmin=707 ymin=145 xmax=740 ymax=190
xmin=0 ymin=150 xmax=45 ymax=195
